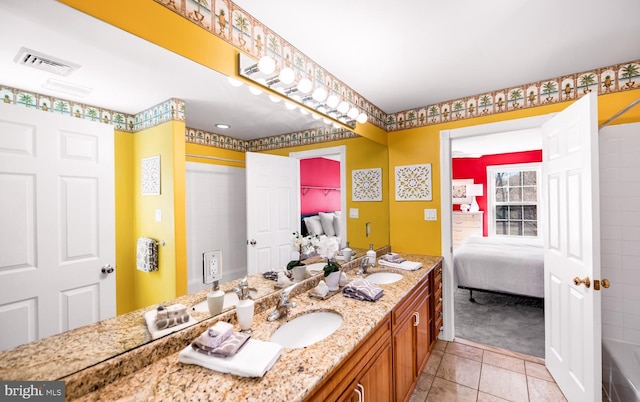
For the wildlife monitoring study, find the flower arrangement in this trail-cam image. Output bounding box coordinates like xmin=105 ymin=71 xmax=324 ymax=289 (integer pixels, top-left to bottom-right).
xmin=286 ymin=232 xmax=316 ymax=270
xmin=315 ymin=236 xmax=341 ymax=277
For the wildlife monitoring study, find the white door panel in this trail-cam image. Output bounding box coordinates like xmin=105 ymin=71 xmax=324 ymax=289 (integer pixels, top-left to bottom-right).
xmin=246 ymin=152 xmax=299 ymax=275
xmin=0 ymin=104 xmax=114 ymax=350
xmin=543 ymin=92 xmax=601 ymax=401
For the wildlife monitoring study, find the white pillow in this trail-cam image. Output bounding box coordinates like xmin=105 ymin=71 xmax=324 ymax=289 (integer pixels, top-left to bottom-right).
xmin=333 ymin=213 xmax=341 ymax=236
xmin=304 ymin=215 xmax=324 ymax=236
xmin=319 ymin=212 xmax=336 ymax=237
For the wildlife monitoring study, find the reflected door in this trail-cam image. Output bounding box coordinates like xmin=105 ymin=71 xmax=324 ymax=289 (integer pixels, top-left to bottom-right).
xmin=245 ymin=152 xmax=299 ymax=274
xmin=0 ymin=103 xmax=115 ymax=351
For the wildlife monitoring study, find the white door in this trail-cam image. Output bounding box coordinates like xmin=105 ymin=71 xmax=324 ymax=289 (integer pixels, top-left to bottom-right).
xmin=542 ymin=92 xmax=601 ymax=401
xmin=0 ymin=104 xmax=115 ymax=351
xmin=245 ymin=152 xmax=299 ymax=274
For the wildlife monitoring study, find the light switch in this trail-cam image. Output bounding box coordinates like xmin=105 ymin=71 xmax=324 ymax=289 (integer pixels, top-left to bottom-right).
xmin=424 ymin=209 xmax=437 ymax=221
xmin=155 ymin=209 xmax=162 ymax=222
xmin=349 ymin=208 xmax=359 ymax=218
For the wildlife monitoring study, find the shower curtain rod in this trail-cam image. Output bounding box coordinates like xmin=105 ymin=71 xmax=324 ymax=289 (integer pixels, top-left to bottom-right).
xmin=599 ymin=96 xmax=640 ymax=129
xmin=185 ymin=153 xmax=245 ymax=164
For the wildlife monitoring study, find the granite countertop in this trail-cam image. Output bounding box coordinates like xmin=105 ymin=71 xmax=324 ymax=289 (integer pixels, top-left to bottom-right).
xmin=72 ymin=254 xmax=442 ymax=402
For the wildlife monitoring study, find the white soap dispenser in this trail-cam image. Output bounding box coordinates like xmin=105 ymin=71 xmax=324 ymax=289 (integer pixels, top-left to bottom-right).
xmin=206 ymin=281 xmax=225 ymax=316
xmin=342 ymin=241 xmax=353 ymax=261
xmin=234 ymin=277 xmax=254 ymax=332
xmin=366 ymin=244 xmax=376 ymax=266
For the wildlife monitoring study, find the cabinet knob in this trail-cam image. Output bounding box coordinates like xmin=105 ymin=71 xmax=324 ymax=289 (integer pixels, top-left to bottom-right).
xmin=438 ymin=311 xmax=443 ymax=317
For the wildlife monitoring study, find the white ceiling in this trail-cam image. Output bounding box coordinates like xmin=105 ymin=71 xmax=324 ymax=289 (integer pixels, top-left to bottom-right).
xmin=1 ymin=0 xmax=639 ymax=145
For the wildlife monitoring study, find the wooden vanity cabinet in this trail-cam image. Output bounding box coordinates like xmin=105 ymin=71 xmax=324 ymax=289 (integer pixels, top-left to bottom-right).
xmin=432 ymin=263 xmax=443 ymax=343
xmin=304 ymin=315 xmax=393 ymax=402
xmin=392 ymin=275 xmax=431 ymax=402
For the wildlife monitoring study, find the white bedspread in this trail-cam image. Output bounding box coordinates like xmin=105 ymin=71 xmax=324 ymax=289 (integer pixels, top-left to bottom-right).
xmin=453 ymin=236 xmax=544 ymax=298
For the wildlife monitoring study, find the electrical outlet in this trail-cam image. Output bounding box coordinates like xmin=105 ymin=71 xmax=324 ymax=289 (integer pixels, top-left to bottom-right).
xmin=203 ymin=250 xmax=222 ymax=284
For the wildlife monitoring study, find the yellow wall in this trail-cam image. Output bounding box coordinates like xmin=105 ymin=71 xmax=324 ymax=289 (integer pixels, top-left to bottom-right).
xmin=388 ymin=89 xmax=640 ymax=255
xmin=114 ymin=120 xmax=187 ymax=313
xmin=264 ymin=137 xmax=390 ymax=249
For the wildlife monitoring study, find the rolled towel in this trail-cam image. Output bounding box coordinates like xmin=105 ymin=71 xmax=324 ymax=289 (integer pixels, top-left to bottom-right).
xmin=192 ymin=322 xmax=234 ymax=350
xmin=262 ymin=270 xmax=279 ymax=281
xmin=342 ymin=278 xmax=383 ymax=302
xmin=192 ymin=332 xmax=251 ymax=358
xmin=339 ymin=272 xmax=349 ymax=287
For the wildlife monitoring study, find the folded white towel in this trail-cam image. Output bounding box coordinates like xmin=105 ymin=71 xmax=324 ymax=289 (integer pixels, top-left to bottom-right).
xmin=144 ymin=306 xmax=197 ymax=340
xmin=378 ymin=259 xmax=422 ymax=271
xmin=178 ymin=338 xmax=283 ymax=377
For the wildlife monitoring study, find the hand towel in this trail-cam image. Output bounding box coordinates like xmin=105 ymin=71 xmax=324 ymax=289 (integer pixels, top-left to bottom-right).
xmin=342 ymin=278 xmax=384 ymax=302
xmin=144 ymin=306 xmax=197 ymax=340
xmin=378 ymin=259 xmax=422 ymax=271
xmin=136 ymin=237 xmax=158 ymax=272
xmin=155 ymin=304 xmax=190 ymax=330
xmin=309 ymin=280 xmax=329 ymax=298
xmin=178 ymin=338 xmax=283 ymax=377
xmin=192 ymin=322 xmax=234 ymax=350
xmin=192 ymin=332 xmax=251 ymax=357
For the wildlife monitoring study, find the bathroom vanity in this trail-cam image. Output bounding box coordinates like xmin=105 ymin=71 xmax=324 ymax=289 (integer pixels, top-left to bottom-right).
xmin=0 ymin=252 xmax=442 ymax=401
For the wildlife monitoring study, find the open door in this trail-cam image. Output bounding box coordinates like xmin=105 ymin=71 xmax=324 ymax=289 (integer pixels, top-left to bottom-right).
xmin=542 ymin=92 xmax=602 ymax=401
xmin=245 ymin=152 xmax=299 ymax=274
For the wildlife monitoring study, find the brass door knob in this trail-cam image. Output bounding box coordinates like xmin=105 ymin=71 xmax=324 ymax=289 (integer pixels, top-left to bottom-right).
xmin=573 ymin=276 xmax=591 ymax=288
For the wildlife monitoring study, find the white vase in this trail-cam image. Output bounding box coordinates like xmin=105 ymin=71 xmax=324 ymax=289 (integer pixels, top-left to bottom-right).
xmin=325 ymin=271 xmax=340 ymax=291
xmin=291 ymin=265 xmax=307 ymax=282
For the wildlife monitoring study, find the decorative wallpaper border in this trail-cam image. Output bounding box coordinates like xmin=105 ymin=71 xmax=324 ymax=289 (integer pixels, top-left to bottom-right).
xmin=388 ymin=61 xmax=640 ymax=131
xmin=0 ymin=85 xmax=185 ymax=134
xmin=185 ymin=125 xmax=359 ymax=152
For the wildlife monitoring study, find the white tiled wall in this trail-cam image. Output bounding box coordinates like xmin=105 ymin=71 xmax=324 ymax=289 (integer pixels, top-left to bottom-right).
xmin=600 ymin=122 xmax=640 ymax=344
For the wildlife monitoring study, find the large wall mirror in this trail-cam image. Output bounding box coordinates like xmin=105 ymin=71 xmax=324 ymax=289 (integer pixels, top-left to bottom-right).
xmin=0 ymin=0 xmax=389 ymax=380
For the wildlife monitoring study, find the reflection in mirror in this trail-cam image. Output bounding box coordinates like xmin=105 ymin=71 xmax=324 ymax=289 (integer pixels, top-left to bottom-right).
xmin=0 ymin=0 xmax=389 ymax=382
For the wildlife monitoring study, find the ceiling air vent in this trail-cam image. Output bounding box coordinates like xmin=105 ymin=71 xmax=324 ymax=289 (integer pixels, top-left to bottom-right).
xmin=14 ymin=47 xmax=80 ymax=76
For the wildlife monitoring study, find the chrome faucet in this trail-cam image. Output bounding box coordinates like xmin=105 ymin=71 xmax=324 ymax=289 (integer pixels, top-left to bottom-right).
xmin=267 ymin=283 xmax=297 ymax=321
xmin=357 ymin=257 xmax=370 ymax=275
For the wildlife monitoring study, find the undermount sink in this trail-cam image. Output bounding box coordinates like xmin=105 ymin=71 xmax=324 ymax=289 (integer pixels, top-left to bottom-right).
xmin=191 ymin=289 xmax=258 ymax=313
xmin=270 ymin=311 xmax=343 ymax=349
xmin=365 ymin=271 xmax=403 ymax=285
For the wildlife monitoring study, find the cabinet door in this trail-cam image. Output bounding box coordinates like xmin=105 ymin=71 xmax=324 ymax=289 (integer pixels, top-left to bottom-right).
xmin=359 ymin=341 xmax=393 ymax=402
xmin=393 ymin=314 xmax=415 ymax=402
xmin=415 ymin=292 xmax=431 ymax=374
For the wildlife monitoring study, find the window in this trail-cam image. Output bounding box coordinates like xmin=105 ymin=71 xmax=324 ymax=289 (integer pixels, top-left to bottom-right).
xmin=487 ymin=163 xmax=541 ymax=237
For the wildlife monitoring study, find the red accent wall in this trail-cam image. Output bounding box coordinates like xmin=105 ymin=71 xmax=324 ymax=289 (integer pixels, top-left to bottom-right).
xmin=452 ymin=150 xmax=542 ymax=235
xmin=300 ymin=157 xmax=341 ymax=214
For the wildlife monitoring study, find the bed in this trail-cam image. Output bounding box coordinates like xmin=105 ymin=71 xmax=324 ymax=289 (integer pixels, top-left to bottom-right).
xmin=453 ymin=236 xmax=544 ymax=300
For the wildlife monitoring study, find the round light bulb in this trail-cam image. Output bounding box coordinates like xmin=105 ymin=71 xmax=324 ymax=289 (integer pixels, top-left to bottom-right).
xmin=257 ymin=56 xmax=276 ymax=75
xmin=297 ymin=78 xmax=312 ymax=93
xmin=249 ymin=85 xmax=262 ymax=95
xmin=316 ymin=105 xmax=327 ymax=114
xmin=357 ymin=112 xmax=368 ymax=124
xmin=311 ymin=113 xmax=321 ymax=120
xmin=347 ymin=107 xmax=359 ymax=119
xmin=278 ymin=68 xmax=295 ymax=85
xmin=337 ymin=101 xmax=350 ymax=114
xmin=299 ymin=108 xmax=309 ymax=115
xmin=284 ymin=101 xmax=297 ymax=110
xmin=312 ymin=87 xmax=327 ymax=102
xmin=269 ymin=94 xmax=281 ymax=103
xmin=326 ymin=94 xmax=340 ymax=109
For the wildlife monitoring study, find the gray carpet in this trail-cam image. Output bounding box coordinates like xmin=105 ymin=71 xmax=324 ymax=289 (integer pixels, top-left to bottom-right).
xmin=454 ymin=288 xmax=545 ymax=358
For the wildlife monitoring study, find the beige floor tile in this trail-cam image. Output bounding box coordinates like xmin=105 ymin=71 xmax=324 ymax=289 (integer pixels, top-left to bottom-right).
xmin=424 ymin=349 xmax=444 ymax=376
xmin=434 ymin=339 xmax=448 ymax=351
xmin=409 ymin=372 xmax=435 ymax=402
xmin=436 ymin=353 xmax=482 ymax=390
xmin=477 ymin=391 xmax=510 ymax=402
xmin=426 ymin=377 xmax=478 ymax=402
xmin=479 ymin=363 xmax=528 ymax=402
xmin=524 ymin=361 xmax=553 ymax=382
xmin=482 ymin=350 xmax=526 ymax=374
xmin=445 ymin=341 xmax=484 ymax=362
xmin=527 ymin=376 xmax=567 ymax=402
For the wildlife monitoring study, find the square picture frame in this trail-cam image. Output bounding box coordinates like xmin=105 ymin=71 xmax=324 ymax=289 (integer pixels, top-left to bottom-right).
xmin=452 ymin=179 xmax=473 ymax=204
